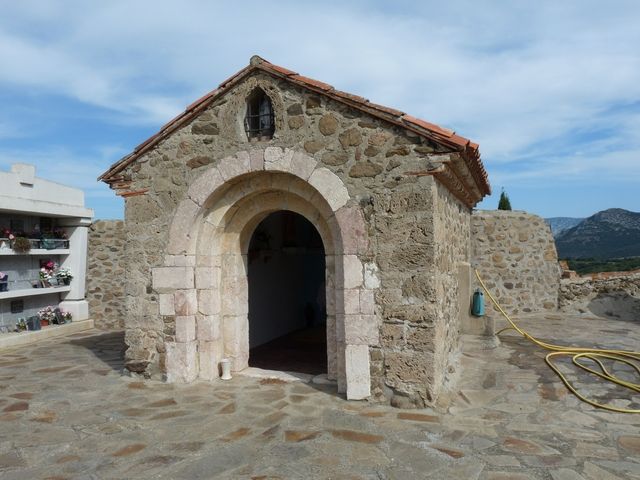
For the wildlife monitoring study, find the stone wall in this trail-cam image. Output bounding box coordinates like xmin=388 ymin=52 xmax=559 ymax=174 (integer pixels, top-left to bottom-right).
xmin=370 ymin=175 xmax=438 ymax=407
xmin=559 ymin=272 xmax=640 ymax=321
xmin=433 ymin=182 xmax=471 ymax=396
xmin=471 ymin=210 xmax=560 ymax=317
xmin=87 ymin=220 xmax=126 ymax=329
xmin=113 ymin=71 xmax=473 ymax=405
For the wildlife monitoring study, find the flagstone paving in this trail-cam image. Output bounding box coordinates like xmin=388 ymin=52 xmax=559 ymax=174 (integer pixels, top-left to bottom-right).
xmin=0 ymin=313 xmax=639 ymax=479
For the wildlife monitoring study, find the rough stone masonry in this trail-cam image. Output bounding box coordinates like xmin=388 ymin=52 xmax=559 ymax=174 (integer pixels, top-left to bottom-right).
xmin=98 ymin=56 xmax=491 ymax=407
xmin=86 ymin=220 xmax=127 ymax=329
xmin=471 ymin=210 xmax=561 ymax=318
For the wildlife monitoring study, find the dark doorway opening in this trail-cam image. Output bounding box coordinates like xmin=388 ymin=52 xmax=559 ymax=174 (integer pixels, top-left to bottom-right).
xmin=247 ymin=211 xmax=326 ymax=375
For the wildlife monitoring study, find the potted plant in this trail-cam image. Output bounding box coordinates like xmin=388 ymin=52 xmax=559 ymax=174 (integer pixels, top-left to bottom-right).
xmin=0 ymin=272 xmax=8 ymax=292
xmin=12 ymin=236 xmax=31 ymax=253
xmin=16 ymin=318 xmax=27 ymax=331
xmin=39 ymin=268 xmax=53 ymax=287
xmin=56 ymin=268 xmax=73 ymax=286
xmin=53 ymin=228 xmax=68 ymax=249
xmin=39 ymin=260 xmax=58 ymax=287
xmin=0 ymin=228 xmax=10 ymax=250
xmin=38 ymin=306 xmax=55 ymax=327
xmin=61 ymin=310 xmax=72 ymax=323
xmin=41 ymin=232 xmax=56 ymax=250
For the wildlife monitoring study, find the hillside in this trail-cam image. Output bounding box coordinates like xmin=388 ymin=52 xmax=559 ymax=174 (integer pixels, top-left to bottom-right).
xmin=546 ymin=217 xmax=583 ymax=237
xmin=555 ymin=208 xmax=640 ymax=259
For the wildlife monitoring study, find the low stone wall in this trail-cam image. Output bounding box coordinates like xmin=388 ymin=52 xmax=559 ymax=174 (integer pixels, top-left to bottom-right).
xmin=559 ymin=272 xmax=640 ymax=321
xmin=471 ymin=210 xmax=560 ymax=318
xmin=87 ymin=220 xmax=126 ymax=329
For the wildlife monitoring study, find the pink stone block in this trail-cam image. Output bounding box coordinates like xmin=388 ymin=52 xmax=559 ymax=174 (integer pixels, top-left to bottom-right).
xmin=167 ymin=199 xmax=199 ymax=255
xmin=290 ymin=151 xmax=317 ymax=180
xmin=336 ymin=340 xmax=346 ymax=394
xmin=360 ymin=289 xmax=375 ymax=315
xmin=250 ymin=149 xmax=264 ymax=171
xmin=198 ymin=289 xmax=220 ymax=315
xmin=158 ymin=293 xmax=175 ymax=316
xmin=342 ymin=255 xmax=363 ymax=289
xmin=198 ymin=340 xmax=221 ymax=380
xmin=264 ymin=146 xmax=294 ymax=172
xmin=345 ymin=344 xmax=371 ymax=400
xmin=217 ymin=153 xmax=250 ymax=180
xmin=174 ymin=289 xmax=197 ymax=316
xmin=175 ymin=315 xmax=196 ymax=342
xmin=308 ymin=167 xmax=350 ymax=212
xmin=336 ymin=206 xmax=368 ymax=255
xmin=165 ymin=341 xmax=198 ymax=383
xmin=344 ymin=314 xmax=379 ymax=346
xmin=152 ymin=267 xmax=194 ymax=292
xmin=222 ymin=315 xmax=249 ymax=371
xmin=342 ymin=289 xmax=360 ymax=315
xmin=188 ymin=167 xmax=224 ymax=206
xmin=221 ymin=276 xmax=248 ymax=315
xmin=195 ymin=267 xmax=219 ymax=290
xmin=196 ymin=314 xmax=220 ymax=341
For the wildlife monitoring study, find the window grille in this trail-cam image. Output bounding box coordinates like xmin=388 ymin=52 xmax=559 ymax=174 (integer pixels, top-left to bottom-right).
xmin=245 ymin=89 xmax=274 ymax=140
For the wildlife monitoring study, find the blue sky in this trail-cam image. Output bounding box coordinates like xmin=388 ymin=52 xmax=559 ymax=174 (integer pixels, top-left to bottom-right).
xmin=1 ymin=1 xmax=639 ymax=220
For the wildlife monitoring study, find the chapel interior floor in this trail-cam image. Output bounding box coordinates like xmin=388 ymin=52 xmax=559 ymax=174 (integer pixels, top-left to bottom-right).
xmin=248 ymin=324 xmax=327 ymax=375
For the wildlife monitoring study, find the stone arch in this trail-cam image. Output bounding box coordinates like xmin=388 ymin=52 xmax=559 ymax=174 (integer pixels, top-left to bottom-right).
xmin=152 ymin=148 xmax=375 ymax=400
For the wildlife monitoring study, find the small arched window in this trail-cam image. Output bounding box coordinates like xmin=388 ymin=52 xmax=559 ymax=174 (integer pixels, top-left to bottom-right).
xmin=245 ymin=88 xmax=275 ymax=141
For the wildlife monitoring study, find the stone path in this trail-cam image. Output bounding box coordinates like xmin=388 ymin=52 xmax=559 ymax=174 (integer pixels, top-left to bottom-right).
xmin=1 ymin=313 xmax=639 ymax=479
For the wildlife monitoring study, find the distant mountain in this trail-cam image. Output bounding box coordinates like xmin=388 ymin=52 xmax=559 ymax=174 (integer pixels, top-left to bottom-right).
xmin=555 ymin=208 xmax=640 ymax=259
xmin=546 ymin=217 xmax=583 ymax=237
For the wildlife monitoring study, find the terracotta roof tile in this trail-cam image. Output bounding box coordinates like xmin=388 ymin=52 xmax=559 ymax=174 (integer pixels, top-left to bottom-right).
xmin=366 ymin=102 xmax=405 ymax=118
xmin=217 ymin=65 xmax=252 ymax=89
xmin=267 ymin=64 xmax=298 ymax=76
xmin=447 ymin=134 xmax=471 ymax=148
xmin=402 ymin=114 xmax=454 ymax=137
xmin=99 ymin=56 xmax=490 ymax=198
xmin=333 ymin=90 xmax=369 ymax=104
xmin=289 ymin=74 xmax=333 ymax=91
xmin=186 ymin=89 xmax=219 ymax=111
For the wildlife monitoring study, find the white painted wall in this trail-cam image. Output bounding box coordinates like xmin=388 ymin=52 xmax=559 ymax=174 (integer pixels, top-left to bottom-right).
xmin=0 ymin=163 xmax=93 ymax=322
xmin=0 ymin=163 xmax=93 ymax=218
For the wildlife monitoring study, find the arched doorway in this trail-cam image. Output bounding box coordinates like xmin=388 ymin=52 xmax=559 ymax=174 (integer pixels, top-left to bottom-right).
xmin=247 ymin=211 xmax=327 ymax=375
xmin=161 ymin=148 xmax=374 ymax=399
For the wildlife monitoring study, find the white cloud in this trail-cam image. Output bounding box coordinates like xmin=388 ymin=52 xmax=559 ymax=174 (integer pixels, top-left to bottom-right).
xmin=0 ymin=0 xmax=639 ymax=214
xmin=0 ymin=146 xmax=123 ymax=217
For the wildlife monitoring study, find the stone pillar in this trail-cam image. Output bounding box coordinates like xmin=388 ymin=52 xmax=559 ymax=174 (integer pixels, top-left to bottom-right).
xmin=59 ymin=217 xmax=91 ymax=320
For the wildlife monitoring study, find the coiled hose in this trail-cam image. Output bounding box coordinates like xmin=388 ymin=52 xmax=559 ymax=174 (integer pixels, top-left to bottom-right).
xmin=474 ymin=269 xmax=640 ymax=414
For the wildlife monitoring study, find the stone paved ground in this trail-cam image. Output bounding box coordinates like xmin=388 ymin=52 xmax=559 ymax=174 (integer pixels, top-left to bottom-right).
xmin=1 ymin=313 xmax=639 ymax=479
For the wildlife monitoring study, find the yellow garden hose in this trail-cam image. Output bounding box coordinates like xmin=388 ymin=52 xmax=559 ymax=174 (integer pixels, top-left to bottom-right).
xmin=474 ymin=269 xmax=640 ymax=414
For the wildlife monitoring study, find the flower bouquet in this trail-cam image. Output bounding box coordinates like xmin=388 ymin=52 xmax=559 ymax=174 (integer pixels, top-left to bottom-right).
xmin=38 ymin=306 xmax=56 ymax=327
xmin=39 ymin=260 xmax=56 ymax=287
xmin=56 ymin=267 xmax=73 ymax=285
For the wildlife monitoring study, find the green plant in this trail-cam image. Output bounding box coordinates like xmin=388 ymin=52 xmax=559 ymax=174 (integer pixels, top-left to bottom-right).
xmin=56 ymin=268 xmax=73 ymax=280
xmin=498 ymin=189 xmax=512 ymax=210
xmin=12 ymin=236 xmax=31 ymax=253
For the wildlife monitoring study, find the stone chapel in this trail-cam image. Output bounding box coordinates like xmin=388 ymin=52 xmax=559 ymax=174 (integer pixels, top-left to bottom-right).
xmin=99 ymin=56 xmax=491 ymax=407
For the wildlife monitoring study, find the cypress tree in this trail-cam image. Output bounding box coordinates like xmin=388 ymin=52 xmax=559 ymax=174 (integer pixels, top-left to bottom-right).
xmin=498 ymin=189 xmax=512 ymax=210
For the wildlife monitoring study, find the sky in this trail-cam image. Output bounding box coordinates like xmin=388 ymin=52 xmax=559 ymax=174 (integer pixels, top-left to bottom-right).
xmin=1 ymin=1 xmax=639 ymax=220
